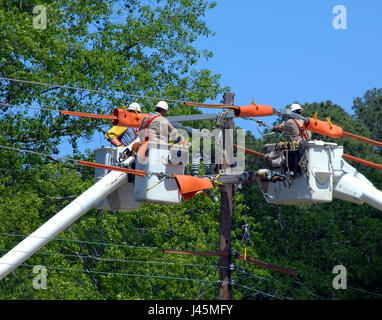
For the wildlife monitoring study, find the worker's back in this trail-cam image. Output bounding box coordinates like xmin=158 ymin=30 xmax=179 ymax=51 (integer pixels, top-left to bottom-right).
xmin=273 ymin=103 xmax=312 ymax=142
xmin=140 ymin=112 xmax=179 ymax=144
xmin=276 ymin=118 xmax=312 ymax=142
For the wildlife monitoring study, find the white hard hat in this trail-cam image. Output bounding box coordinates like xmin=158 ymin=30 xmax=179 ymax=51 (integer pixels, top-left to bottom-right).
xmin=156 ymin=100 xmax=168 ymax=111
xmin=127 ymin=102 xmax=141 ymax=112
xmin=291 ymin=103 xmax=302 ymax=112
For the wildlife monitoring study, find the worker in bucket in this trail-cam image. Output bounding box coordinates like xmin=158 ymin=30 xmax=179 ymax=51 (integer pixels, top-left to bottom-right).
xmin=105 ymin=102 xmax=142 ymax=147
xmin=138 ymin=100 xmax=183 ymax=145
xmin=272 ymin=103 xmax=312 ymax=142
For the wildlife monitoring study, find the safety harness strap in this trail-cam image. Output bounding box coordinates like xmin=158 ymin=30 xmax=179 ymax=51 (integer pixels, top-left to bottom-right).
xmin=292 ymin=118 xmax=309 ymax=141
xmin=144 ymin=114 xmax=160 ymax=140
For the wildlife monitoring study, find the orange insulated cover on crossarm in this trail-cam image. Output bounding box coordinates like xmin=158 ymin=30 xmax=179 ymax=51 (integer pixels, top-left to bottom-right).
xmin=173 ymin=175 xmax=213 ymax=200
xmin=304 ymin=117 xmax=343 ymax=139
xmin=112 ymin=108 xmax=148 ymax=128
xmin=233 ymin=104 xmax=274 ymax=118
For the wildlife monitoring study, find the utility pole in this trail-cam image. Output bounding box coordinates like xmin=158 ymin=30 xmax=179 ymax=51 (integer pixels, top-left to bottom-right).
xmin=219 ymin=92 xmax=234 ymax=300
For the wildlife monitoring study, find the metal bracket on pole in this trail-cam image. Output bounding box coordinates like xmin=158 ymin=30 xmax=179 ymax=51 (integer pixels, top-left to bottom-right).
xmin=167 ymin=111 xmax=235 ymax=123
xmin=274 ymin=108 xmax=309 ymax=123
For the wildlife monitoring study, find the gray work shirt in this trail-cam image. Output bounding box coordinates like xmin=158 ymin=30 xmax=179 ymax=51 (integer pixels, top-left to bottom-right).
xmin=138 ymin=112 xmax=180 ymax=144
xmin=277 ymin=119 xmax=312 ymax=142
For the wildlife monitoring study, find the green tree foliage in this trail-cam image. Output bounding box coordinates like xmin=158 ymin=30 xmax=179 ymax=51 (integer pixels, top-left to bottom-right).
xmin=0 ymin=0 xmax=224 ymax=157
xmin=241 ymin=99 xmax=382 ymax=300
xmin=0 ymin=0 xmax=381 ymax=300
xmin=0 ymin=0 xmax=228 ymax=300
xmin=353 ymin=88 xmax=382 ymax=153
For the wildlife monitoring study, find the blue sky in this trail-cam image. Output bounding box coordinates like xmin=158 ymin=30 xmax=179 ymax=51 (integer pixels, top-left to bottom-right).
xmin=62 ymin=0 xmax=382 ymax=155
xmin=195 ymin=0 xmax=382 ymax=131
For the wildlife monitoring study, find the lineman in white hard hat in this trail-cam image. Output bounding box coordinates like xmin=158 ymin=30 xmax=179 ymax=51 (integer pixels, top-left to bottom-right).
xmin=138 ymin=100 xmax=181 ymax=144
xmin=155 ymin=100 xmax=168 ymax=111
xmin=290 ymin=103 xmax=302 ymax=113
xmin=127 ymin=102 xmax=142 ymax=113
xmin=119 ymin=102 xmax=143 ymax=145
xmin=272 ymin=103 xmax=311 ymax=142
xmin=105 ymin=102 xmax=143 ymax=147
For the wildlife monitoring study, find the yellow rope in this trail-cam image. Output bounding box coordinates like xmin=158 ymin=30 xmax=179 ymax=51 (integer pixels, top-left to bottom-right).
xmin=313 ymin=111 xmax=318 ymax=124
xmin=327 ymin=116 xmax=332 ymax=129
xmin=213 ymin=173 xmax=226 ymax=186
xmin=143 ymin=180 xmax=163 ymax=194
xmin=143 ymin=174 xmax=174 ymax=194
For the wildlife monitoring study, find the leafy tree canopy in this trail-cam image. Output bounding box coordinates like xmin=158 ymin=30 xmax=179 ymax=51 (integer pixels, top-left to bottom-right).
xmin=0 ymin=0 xmax=381 ymax=301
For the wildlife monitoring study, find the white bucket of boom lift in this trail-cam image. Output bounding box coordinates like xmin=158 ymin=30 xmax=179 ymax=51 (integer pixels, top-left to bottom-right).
xmin=93 ymin=147 xmax=140 ymax=212
xmin=134 ymin=142 xmax=189 ymax=205
xmin=261 ymin=140 xmax=382 ymax=211
xmin=264 ymin=140 xmax=339 ymax=205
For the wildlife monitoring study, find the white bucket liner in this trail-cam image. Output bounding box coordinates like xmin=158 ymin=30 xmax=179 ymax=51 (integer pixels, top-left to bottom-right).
xmin=94 ymin=147 xmax=140 ymax=212
xmin=134 ymin=142 xmax=189 ymax=205
xmin=265 ymin=140 xmax=339 ymax=205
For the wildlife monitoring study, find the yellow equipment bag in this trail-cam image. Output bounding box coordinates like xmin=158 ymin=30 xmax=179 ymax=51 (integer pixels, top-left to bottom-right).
xmin=105 ymin=125 xmax=128 ymax=140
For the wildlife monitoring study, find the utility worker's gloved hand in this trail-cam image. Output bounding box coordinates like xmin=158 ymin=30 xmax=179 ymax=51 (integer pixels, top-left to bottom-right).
xmin=107 ymin=134 xmax=122 ymax=146
xmin=180 ymin=137 xmax=189 ymax=148
xmin=173 ymin=136 xmax=189 ymax=148
xmin=272 ymin=126 xmax=279 ymax=133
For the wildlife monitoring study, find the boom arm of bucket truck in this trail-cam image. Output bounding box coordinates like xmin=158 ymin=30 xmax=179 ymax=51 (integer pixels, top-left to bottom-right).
xmin=333 ymin=160 xmax=382 ymax=212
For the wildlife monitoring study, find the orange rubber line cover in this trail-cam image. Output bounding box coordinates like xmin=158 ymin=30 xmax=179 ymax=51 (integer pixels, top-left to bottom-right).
xmin=342 ymin=131 xmax=382 ymax=149
xmin=304 ymin=117 xmax=343 ymax=139
xmin=184 ymin=101 xmax=238 ymax=110
xmin=112 ymin=108 xmax=148 ymax=128
xmin=173 ymin=175 xmax=213 ymax=200
xmin=233 ymin=144 xmax=265 ymax=158
xmin=343 ymin=154 xmax=382 ymax=171
xmin=233 ymin=104 xmax=274 ymax=118
xmin=77 ymin=160 xmax=146 ymax=176
xmin=60 ymin=110 xmax=116 ymax=120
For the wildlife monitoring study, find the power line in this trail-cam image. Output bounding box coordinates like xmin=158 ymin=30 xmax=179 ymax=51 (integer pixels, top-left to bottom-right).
xmin=0 ymin=102 xmax=59 ymax=113
xmin=347 ymin=286 xmax=382 ymax=298
xmin=235 ymin=265 xmax=382 ymax=300
xmin=7 ymin=246 xmax=380 ymax=300
xmin=0 ymin=258 xmax=278 ymax=299
xmin=3 ymin=85 xmax=379 ymax=300
xmin=0 ymin=145 xmax=220 ymax=247
xmin=231 ymin=282 xmax=279 ymax=299
xmin=0 ymin=145 xmax=78 ymax=163
xmin=0 ymin=262 xmax=222 ymax=285
xmin=235 ymin=262 xmax=324 ymax=298
xmin=0 ymin=231 xmax=161 ymax=251
xmin=0 ymin=232 xmax=222 ymax=266
xmin=234 ymin=267 xmax=322 ymax=299
xmin=127 ymin=225 xmax=218 ymax=247
xmin=0 ymin=248 xmax=223 ymax=271
xmin=0 ymin=144 xmax=218 ymax=246
xmin=0 ymin=76 xmax=188 ymax=104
